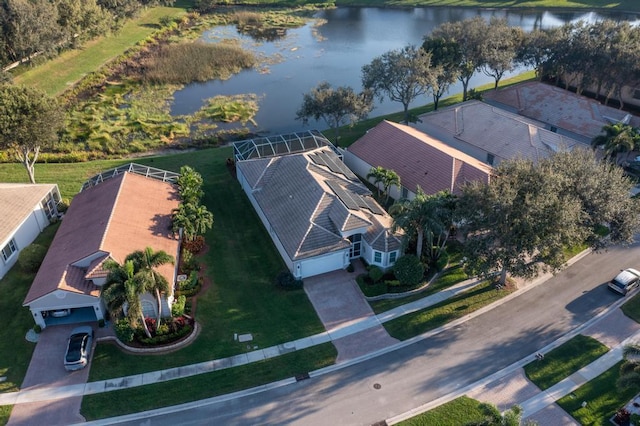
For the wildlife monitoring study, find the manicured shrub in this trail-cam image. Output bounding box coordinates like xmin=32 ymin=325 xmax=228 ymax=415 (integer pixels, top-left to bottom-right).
xmin=115 ymin=319 xmax=134 ymax=342
xmin=274 ymin=270 xmax=303 ymax=290
xmin=346 ymin=262 xmax=354 ymax=273
xmin=368 ymin=266 xmax=383 ymax=283
xmin=180 ymin=248 xmax=198 ymax=273
xmin=177 ymin=271 xmax=201 ymax=297
xmin=98 ymin=319 xmax=106 ymax=328
xmin=17 ymin=244 xmax=47 ymax=273
xmin=33 ymin=324 xmax=42 ymax=333
xmin=172 ymin=295 xmax=187 ymax=317
xmin=393 ymin=254 xmax=424 ymax=287
xmin=57 ymin=199 xmax=70 ymax=213
xmin=183 ymin=235 xmax=205 ymax=254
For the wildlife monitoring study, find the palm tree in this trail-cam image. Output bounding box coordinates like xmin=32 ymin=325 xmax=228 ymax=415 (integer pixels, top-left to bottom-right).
xmin=591 ymin=123 xmax=640 ymax=163
xmin=172 ymin=202 xmax=214 ymax=242
xmin=367 ymin=166 xmax=386 ymax=198
xmin=390 ymin=188 xmax=454 ymax=262
xmin=177 ymin=165 xmax=204 ymax=205
xmin=618 ymin=344 xmax=640 ymax=391
xmin=126 ymin=247 xmax=175 ymax=326
xmin=381 ymin=169 xmax=401 ymax=204
xmin=102 ymin=260 xmax=152 ymax=338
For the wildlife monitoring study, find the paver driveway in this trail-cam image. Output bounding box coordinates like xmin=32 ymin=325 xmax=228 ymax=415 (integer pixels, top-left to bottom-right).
xmin=8 ymin=323 xmax=95 ymax=426
xmin=303 ymin=265 xmax=398 ymax=363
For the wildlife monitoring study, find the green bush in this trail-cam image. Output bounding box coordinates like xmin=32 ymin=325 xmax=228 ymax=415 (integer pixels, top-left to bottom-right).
xmin=274 ymin=270 xmax=303 ymax=290
xmin=57 ymin=199 xmax=70 ymax=213
xmin=17 ymin=244 xmax=47 ymax=273
xmin=98 ymin=319 xmax=106 ymax=328
xmin=369 ymin=266 xmax=383 ymax=283
xmin=172 ymin=295 xmax=187 ymax=317
xmin=33 ymin=324 xmax=42 ymax=333
xmin=138 ymin=323 xmax=192 ymax=346
xmin=385 ymin=280 xmax=401 ymax=287
xmin=177 ymin=271 xmax=201 ymax=298
xmin=346 ymin=262 xmax=354 ymax=273
xmin=115 ymin=319 xmax=134 ymax=343
xmin=393 ymin=254 xmax=424 ymax=287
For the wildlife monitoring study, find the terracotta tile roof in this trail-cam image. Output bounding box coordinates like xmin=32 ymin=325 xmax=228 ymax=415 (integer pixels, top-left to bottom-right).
xmin=348 ymin=120 xmax=493 ymax=196
xmin=24 ymin=172 xmax=180 ymax=305
xmin=0 ymin=183 xmax=58 ymax=245
xmin=413 ymin=100 xmax=581 ymax=164
xmin=237 ymin=147 xmax=401 ymax=261
xmin=483 ymin=81 xmax=640 ymax=141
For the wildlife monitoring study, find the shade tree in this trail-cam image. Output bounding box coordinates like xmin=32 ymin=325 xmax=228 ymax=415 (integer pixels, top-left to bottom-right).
xmin=458 ymin=149 xmax=639 ymax=286
xmin=422 ymin=36 xmax=461 ymax=110
xmin=0 ymin=85 xmax=64 ymax=183
xmin=296 ymin=82 xmax=373 ymax=144
xmin=362 ymin=45 xmax=442 ymax=124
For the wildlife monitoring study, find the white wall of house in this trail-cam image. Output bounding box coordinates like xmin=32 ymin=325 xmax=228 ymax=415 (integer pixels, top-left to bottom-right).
xmin=361 ymin=240 xmax=399 ymax=271
xmin=27 ymin=290 xmax=104 ymax=329
xmin=295 ymin=249 xmax=349 ymax=279
xmin=343 ymin=150 xmax=409 ymax=201
xmin=0 ymin=204 xmax=51 ymax=280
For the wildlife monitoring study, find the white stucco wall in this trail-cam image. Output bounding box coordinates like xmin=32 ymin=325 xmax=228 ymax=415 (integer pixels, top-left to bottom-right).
xmin=0 ymin=205 xmax=51 ymax=280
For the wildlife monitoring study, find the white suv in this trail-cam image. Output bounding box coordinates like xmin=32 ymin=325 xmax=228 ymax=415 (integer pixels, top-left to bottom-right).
xmin=608 ymin=268 xmax=640 ymax=295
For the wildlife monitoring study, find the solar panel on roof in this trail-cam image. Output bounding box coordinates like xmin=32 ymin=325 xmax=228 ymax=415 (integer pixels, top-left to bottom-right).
xmin=310 ymin=152 xmax=327 ymax=167
xmin=327 ymin=180 xmax=360 ymax=210
xmin=364 ymin=198 xmax=385 ymax=215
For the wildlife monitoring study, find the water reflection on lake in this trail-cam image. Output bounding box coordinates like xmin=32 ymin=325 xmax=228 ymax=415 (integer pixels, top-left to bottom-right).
xmin=171 ymin=7 xmax=640 ymax=136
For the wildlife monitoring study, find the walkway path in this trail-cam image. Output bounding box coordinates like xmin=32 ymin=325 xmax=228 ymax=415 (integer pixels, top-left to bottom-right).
xmin=5 ymin=248 xmax=636 ymax=426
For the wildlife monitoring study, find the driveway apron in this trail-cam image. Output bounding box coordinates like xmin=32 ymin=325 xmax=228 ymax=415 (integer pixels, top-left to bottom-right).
xmin=8 ymin=323 xmax=95 ymax=426
xmin=304 ymin=268 xmax=398 ymax=363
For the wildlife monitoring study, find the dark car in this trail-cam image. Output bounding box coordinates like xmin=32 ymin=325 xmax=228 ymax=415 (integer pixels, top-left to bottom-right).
xmin=64 ymin=326 xmax=93 ymax=371
xmin=608 ymin=268 xmax=640 ymax=296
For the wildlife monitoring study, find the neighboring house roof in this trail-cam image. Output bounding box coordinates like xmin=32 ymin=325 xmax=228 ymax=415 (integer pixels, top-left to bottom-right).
xmin=483 ymin=81 xmax=640 ymax=141
xmin=413 ymin=100 xmax=581 ymax=164
xmin=237 ymin=147 xmax=401 ymax=261
xmin=0 ymin=183 xmax=57 ymax=245
xmin=348 ymin=120 xmax=493 ymax=196
xmin=24 ymin=172 xmax=180 ymax=305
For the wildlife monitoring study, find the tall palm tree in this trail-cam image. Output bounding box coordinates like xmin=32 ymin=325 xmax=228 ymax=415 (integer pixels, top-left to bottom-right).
xmin=591 ymin=123 xmax=640 ymax=163
xmin=390 ymin=188 xmax=454 ymax=262
xmin=126 ymin=247 xmax=175 ymax=326
xmin=381 ymin=169 xmax=401 ymax=204
xmin=172 ymin=202 xmax=214 ymax=242
xmin=102 ymin=260 xmax=152 ymax=338
xmin=367 ymin=166 xmax=386 ymax=198
xmin=618 ymin=344 xmax=640 ymax=391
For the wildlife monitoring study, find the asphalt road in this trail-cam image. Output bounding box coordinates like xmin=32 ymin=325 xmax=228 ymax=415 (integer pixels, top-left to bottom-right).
xmin=108 ymin=242 xmax=640 ymax=426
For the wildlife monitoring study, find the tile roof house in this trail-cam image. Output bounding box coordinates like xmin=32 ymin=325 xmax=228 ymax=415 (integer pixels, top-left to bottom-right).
xmin=236 ymin=144 xmax=402 ymax=279
xmin=344 ymin=120 xmax=493 ymax=201
xmin=483 ymin=81 xmax=640 ymax=143
xmin=0 ymin=183 xmax=61 ymax=280
xmin=412 ymin=100 xmax=583 ymax=167
xmin=23 ymin=167 xmax=181 ymax=329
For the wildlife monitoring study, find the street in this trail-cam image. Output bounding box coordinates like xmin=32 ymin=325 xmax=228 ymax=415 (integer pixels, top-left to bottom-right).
xmin=105 ymin=241 xmax=638 ymax=425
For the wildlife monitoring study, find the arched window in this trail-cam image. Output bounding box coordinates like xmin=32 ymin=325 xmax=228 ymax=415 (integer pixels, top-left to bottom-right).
xmin=141 ymin=300 xmax=156 ymax=319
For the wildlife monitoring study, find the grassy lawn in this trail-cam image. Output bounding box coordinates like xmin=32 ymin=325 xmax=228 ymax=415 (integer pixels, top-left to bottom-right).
xmin=0 ymin=148 xmax=326 ymax=384
xmin=81 ymin=342 xmax=337 ymax=420
xmin=621 ymin=292 xmax=640 ymax=323
xmin=13 ymin=1 xmax=192 ymax=96
xmin=369 ymin=264 xmax=468 ymax=314
xmin=384 ymin=280 xmax=512 ymax=340
xmin=523 ymin=334 xmax=609 ymax=391
xmin=557 ymin=361 xmax=639 ymax=426
xmin=397 ymin=396 xmax=496 ymax=426
xmin=0 ymin=223 xmax=61 ymax=425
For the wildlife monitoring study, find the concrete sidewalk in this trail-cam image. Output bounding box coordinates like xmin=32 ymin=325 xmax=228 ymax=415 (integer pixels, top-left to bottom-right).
xmin=0 ymin=266 xmax=503 ymax=406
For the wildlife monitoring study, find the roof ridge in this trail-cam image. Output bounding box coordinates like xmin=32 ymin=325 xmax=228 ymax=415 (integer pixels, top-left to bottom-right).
xmin=99 ymin=173 xmax=127 ymax=256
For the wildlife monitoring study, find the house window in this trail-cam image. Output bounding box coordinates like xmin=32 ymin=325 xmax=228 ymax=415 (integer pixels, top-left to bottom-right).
xmin=2 ymin=239 xmax=17 ymax=262
xmin=141 ymin=300 xmax=155 ymax=319
xmin=374 ymin=251 xmax=382 ymax=263
xmin=41 ymin=191 xmax=59 ymax=220
xmin=349 ymin=234 xmax=362 ymax=258
xmin=486 ymin=153 xmax=495 ymax=166
xmin=549 ymin=126 xmax=558 ymax=133
xmin=402 ymin=187 xmax=408 ymax=198
xmin=389 ymin=251 xmax=397 ymax=265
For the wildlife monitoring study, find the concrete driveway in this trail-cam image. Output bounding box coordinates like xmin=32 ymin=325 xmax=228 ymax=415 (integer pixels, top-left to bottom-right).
xmin=8 ymin=323 xmax=96 ymax=426
xmin=303 ymin=264 xmax=398 ymax=363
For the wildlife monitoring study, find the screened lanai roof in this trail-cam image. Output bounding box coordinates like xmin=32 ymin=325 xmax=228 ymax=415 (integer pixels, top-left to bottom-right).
xmin=233 ymin=130 xmax=338 ymax=162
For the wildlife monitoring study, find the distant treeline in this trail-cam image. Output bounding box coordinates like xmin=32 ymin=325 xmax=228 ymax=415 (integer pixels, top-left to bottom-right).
xmin=0 ymin=0 xmax=174 ymax=68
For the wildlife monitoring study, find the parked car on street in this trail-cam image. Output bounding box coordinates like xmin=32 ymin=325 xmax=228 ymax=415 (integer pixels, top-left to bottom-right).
xmin=608 ymin=268 xmax=640 ymax=295
xmin=64 ymin=326 xmax=93 ymax=371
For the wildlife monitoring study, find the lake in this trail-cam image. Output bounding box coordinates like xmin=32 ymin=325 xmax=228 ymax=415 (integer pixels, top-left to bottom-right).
xmin=171 ymin=7 xmax=640 ymax=136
